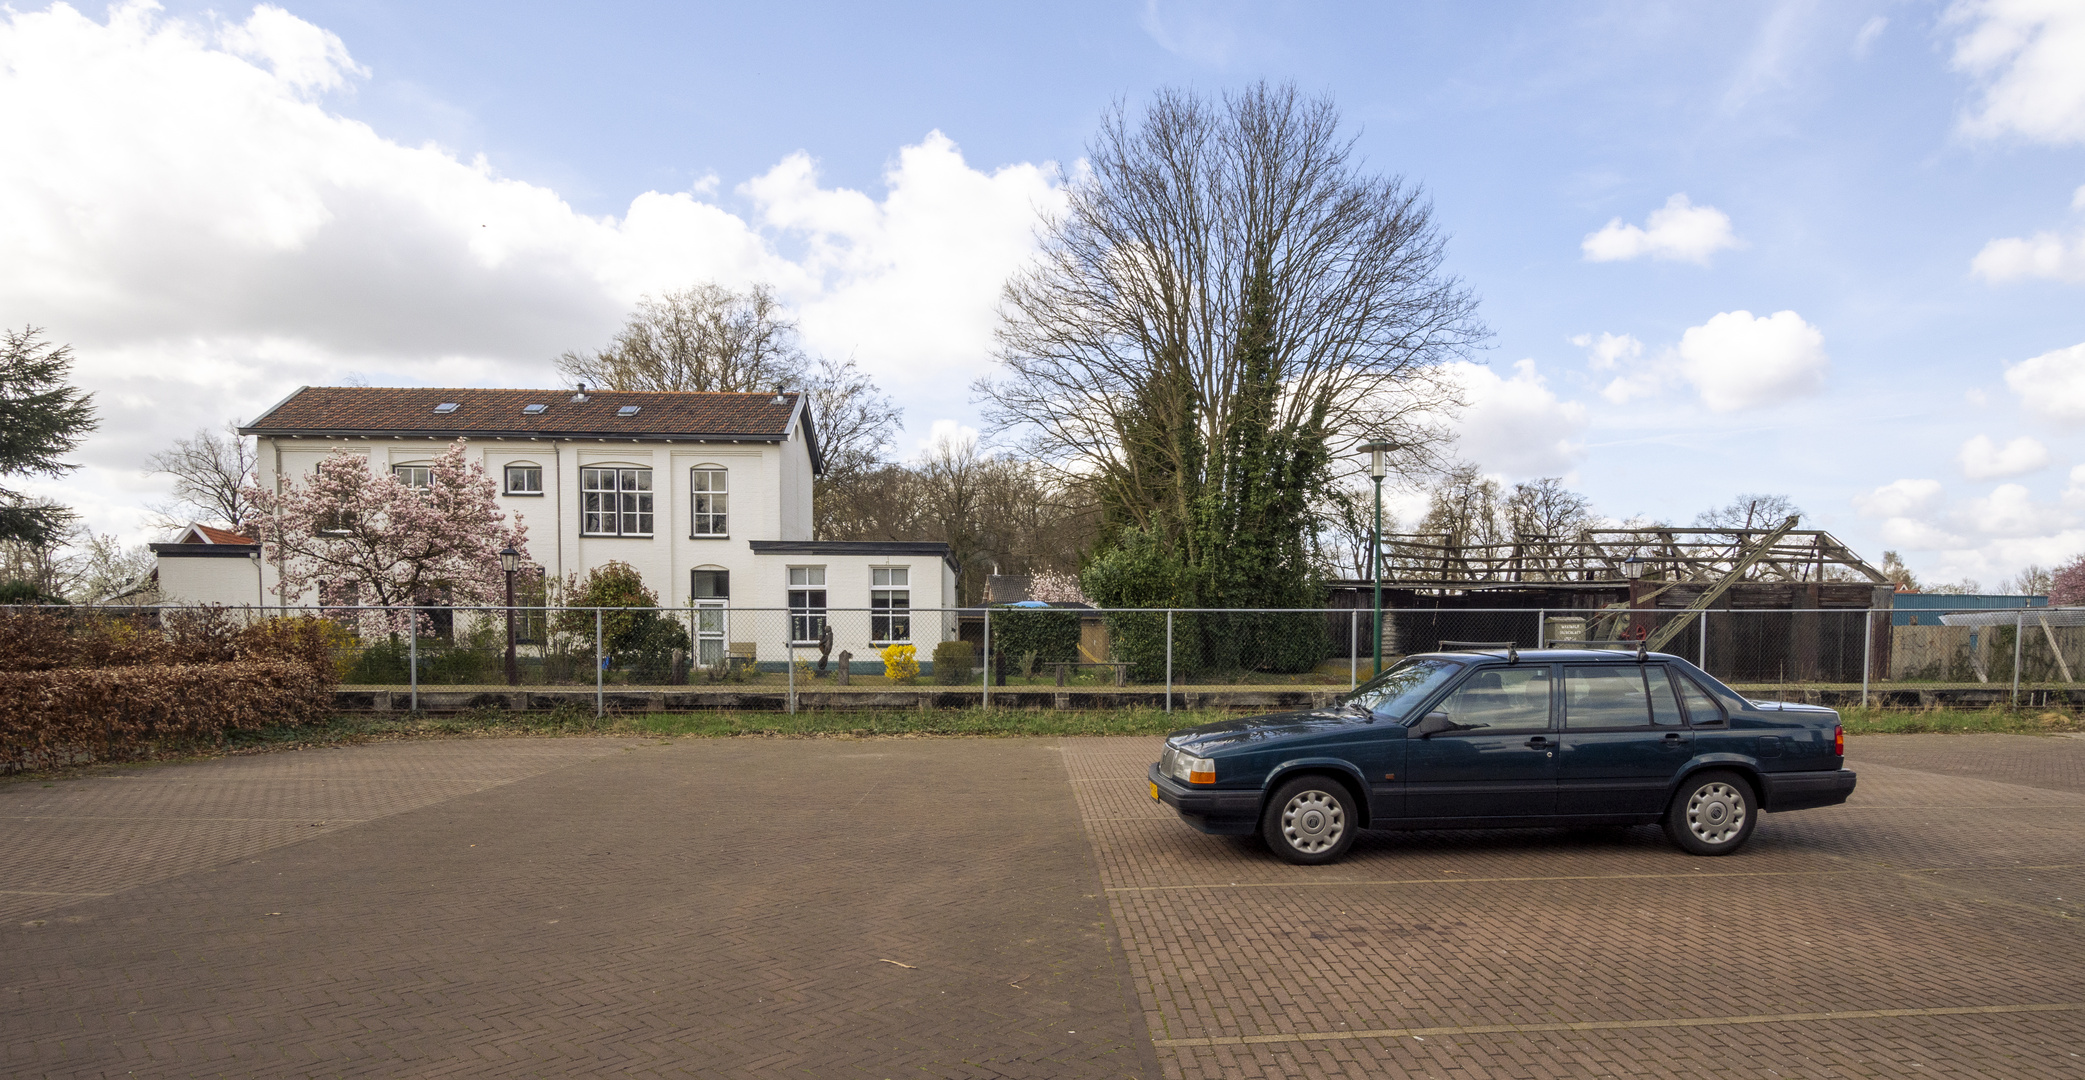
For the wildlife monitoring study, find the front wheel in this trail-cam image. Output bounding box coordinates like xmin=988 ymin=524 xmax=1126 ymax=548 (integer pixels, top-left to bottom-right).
xmin=1664 ymin=771 xmax=1756 ymax=855
xmin=1261 ymin=775 xmax=1359 ymax=865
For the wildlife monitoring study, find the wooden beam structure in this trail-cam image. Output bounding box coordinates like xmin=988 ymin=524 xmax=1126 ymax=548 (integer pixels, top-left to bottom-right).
xmin=1376 ymin=524 xmax=1887 ymax=589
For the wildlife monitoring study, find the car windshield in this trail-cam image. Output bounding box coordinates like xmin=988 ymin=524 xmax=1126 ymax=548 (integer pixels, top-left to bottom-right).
xmin=1343 ymin=658 xmax=1464 ymax=721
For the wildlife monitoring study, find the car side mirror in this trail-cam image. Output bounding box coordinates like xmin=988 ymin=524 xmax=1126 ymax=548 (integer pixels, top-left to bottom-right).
xmin=1412 ymin=711 xmax=1455 ymax=738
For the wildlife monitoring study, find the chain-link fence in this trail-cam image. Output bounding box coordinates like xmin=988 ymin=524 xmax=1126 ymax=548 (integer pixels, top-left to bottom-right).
xmin=5 ymin=602 xmax=2071 ymax=711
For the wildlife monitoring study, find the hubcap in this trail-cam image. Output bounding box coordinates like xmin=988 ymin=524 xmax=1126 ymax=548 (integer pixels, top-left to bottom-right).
xmin=1686 ymin=782 xmax=1747 ymax=845
xmin=1281 ymin=790 xmax=1345 ymax=853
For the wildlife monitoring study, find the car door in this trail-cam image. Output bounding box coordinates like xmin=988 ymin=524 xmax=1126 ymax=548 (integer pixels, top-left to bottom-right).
xmin=1557 ymin=663 xmax=1693 ymax=818
xmin=1403 ymin=664 xmax=1557 ymax=822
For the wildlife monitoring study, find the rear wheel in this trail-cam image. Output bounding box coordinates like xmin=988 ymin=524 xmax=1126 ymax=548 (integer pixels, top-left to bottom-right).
xmin=1261 ymin=775 xmax=1359 ymax=865
xmin=1664 ymin=771 xmax=1756 ymax=855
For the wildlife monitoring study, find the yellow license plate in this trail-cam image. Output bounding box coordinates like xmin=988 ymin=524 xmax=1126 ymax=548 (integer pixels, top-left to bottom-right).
xmin=1150 ymin=781 xmax=1160 ymax=801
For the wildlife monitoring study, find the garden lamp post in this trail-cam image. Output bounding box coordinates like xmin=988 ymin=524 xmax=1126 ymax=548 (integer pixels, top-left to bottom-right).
xmin=500 ymin=545 xmax=520 ymax=686
xmin=1363 ymin=439 xmax=1397 ymax=676
xmin=1621 ymin=555 xmax=1647 ymax=641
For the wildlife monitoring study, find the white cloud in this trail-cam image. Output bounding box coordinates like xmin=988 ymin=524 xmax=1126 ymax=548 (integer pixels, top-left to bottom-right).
xmin=2003 ymin=341 xmax=2085 ymax=421
xmin=1675 ymin=309 xmax=1828 ymax=411
xmin=1971 ymin=184 xmax=2085 ymax=285
xmin=0 ymin=2 xmax=1064 ymax=539
xmin=1947 ymin=0 xmax=2085 ymax=145
xmin=1581 ymin=194 xmax=1741 ymax=265
xmin=1853 ymin=15 xmax=1888 ymax=57
xmin=1140 ymin=0 xmax=1244 ymax=64
xmin=1963 ymin=482 xmax=2065 ymax=538
xmin=1957 ymin=434 xmax=2051 ymax=479
xmin=1569 ymin=331 xmax=1641 ymax=371
xmin=1442 ymin=359 xmax=1589 ymax=478
xmin=1854 ymin=478 xmax=1945 ymax=519
xmin=911 ymin=418 xmax=980 ymax=460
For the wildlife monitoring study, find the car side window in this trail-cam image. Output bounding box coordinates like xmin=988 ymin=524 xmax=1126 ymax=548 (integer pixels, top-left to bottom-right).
xmin=1434 ymin=665 xmax=1552 ymax=733
xmin=1676 ymin=675 xmax=1726 ymax=726
xmin=1645 ymin=666 xmax=1686 ymax=726
xmin=1564 ymin=665 xmax=1652 ymax=728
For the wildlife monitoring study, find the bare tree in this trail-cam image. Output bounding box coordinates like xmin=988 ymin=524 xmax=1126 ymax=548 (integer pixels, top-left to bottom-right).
xmin=558 ymin=283 xmax=809 ymax=393
xmin=1881 ymin=550 xmax=1920 ymax=591
xmin=807 ymin=355 xmax=903 ymax=538
xmin=2003 ymin=564 xmax=2053 ymax=596
xmin=1310 ymin=480 xmax=1379 ymax=580
xmin=146 ymin=423 xmax=256 ymax=529
xmin=1505 ymin=477 xmax=1596 ymax=539
xmin=979 ymin=82 xmax=1483 ymax=546
xmin=1694 ymin=493 xmax=1802 ymax=530
xmin=1417 ymin=463 xmax=1507 ymax=547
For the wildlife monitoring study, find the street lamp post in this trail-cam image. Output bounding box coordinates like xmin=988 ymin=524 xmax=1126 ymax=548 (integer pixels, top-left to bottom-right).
xmin=500 ymin=545 xmax=520 ymax=686
xmin=1621 ymin=555 xmax=1647 ymax=641
xmin=1363 ymin=439 xmax=1397 ymax=676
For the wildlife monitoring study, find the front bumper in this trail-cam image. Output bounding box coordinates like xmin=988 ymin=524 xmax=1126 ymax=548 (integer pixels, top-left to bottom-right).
xmin=1148 ymin=762 xmax=1261 ymax=835
xmin=1763 ymin=768 xmax=1857 ymax=812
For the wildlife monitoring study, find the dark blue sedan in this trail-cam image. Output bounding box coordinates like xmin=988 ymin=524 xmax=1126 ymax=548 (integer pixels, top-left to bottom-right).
xmin=1149 ymin=646 xmax=1856 ymax=864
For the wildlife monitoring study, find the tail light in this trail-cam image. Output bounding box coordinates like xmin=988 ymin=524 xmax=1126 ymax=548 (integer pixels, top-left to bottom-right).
xmin=1833 ymin=724 xmax=1844 ymax=757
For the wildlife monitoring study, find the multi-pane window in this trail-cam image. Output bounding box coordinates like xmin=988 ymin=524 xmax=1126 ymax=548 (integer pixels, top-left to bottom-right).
xmin=871 ymin=567 xmax=910 ymax=643
xmin=505 ymin=464 xmax=542 ymax=495
xmin=690 ymin=468 xmax=728 ymax=536
xmin=788 ymin=566 xmax=827 ymax=644
xmin=393 ymin=465 xmax=432 ymax=489
xmin=581 ymin=467 xmax=653 ymax=536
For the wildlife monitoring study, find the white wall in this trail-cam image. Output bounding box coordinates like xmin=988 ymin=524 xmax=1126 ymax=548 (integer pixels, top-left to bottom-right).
xmin=156 ymin=553 xmax=263 ymax=606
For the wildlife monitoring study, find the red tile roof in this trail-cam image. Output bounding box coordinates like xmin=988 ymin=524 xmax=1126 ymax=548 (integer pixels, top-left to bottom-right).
xmin=190 ymin=524 xmax=255 ymax=545
xmin=240 ymin=386 xmax=819 ymax=468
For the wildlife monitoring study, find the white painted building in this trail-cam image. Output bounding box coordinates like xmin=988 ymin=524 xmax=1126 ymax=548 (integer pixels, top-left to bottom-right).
xmin=156 ymin=386 xmax=957 ymax=663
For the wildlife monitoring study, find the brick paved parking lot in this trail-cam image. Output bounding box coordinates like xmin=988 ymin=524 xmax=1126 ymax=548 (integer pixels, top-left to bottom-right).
xmin=4 ymin=732 xmax=2085 ymax=1078
xmin=1067 ymin=732 xmax=2085 ymax=1078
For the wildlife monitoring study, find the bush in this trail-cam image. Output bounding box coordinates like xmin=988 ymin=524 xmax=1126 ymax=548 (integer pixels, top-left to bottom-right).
xmin=932 ymin=640 xmax=975 ymax=685
xmin=1 ymin=660 xmax=333 ymax=772
xmin=630 ymin=617 xmax=692 ymax=685
xmin=990 ymin=607 xmax=1082 ymax=666
xmin=880 ymin=643 xmax=919 ymax=683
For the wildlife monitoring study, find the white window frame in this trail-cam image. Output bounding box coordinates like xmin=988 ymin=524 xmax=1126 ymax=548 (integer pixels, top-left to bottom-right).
xmin=581 ymin=467 xmax=653 ymax=537
xmin=871 ymin=566 xmax=910 ymax=644
xmin=504 ymin=463 xmax=543 ymax=496
xmin=788 ymin=566 xmax=827 ymax=645
xmin=690 ymin=466 xmax=728 ymax=537
xmin=393 ymin=464 xmax=432 ymax=489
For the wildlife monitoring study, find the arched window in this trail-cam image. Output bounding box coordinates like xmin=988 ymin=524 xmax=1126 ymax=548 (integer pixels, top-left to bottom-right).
xmin=690 ymin=466 xmax=728 ymax=537
xmin=581 ymin=466 xmax=653 ymax=536
xmin=504 ymin=461 xmax=543 ymax=495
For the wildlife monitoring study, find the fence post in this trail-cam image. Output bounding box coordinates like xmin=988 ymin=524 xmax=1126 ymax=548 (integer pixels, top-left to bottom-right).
xmin=982 ymin=606 xmax=991 ymax=709
xmin=1699 ymin=610 xmax=1709 ymax=673
xmin=1349 ymin=608 xmax=1358 ymax=690
xmin=1165 ymin=609 xmax=1174 ymax=714
xmin=408 ymin=605 xmax=418 ymax=713
xmin=788 ymin=634 xmax=796 ymax=715
xmin=594 ymin=608 xmax=604 ymax=719
xmin=1536 ymin=608 xmax=1546 ymax=649
xmin=1861 ymin=608 xmax=1872 ymax=708
xmin=2014 ymin=610 xmax=2024 ymax=709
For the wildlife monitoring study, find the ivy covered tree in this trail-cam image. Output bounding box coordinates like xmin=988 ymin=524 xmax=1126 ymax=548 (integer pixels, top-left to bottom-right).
xmin=242 ymin=440 xmax=529 ymax=634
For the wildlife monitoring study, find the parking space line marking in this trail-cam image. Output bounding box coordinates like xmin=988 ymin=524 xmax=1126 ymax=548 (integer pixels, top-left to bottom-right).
xmin=1107 ymin=863 xmax=2084 ymax=893
xmin=0 ymin=889 xmax=116 ymax=897
xmin=1151 ymin=1002 xmax=2085 ymax=1047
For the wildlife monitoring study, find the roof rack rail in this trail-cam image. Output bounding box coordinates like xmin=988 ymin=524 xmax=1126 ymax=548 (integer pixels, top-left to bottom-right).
xmin=1438 ymin=640 xmax=1520 ymax=664
xmin=1544 ymin=638 xmax=1651 ymax=662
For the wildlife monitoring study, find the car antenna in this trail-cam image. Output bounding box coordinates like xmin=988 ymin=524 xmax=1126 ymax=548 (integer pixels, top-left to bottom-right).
xmin=1637 ymin=640 xmax=1648 ymax=663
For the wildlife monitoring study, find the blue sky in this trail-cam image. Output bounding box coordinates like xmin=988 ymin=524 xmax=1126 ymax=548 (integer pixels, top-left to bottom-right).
xmin=3 ymin=1 xmax=2082 ymax=587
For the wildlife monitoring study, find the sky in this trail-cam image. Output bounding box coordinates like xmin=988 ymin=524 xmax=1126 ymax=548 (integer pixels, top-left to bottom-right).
xmin=2 ymin=0 xmax=2083 ymax=589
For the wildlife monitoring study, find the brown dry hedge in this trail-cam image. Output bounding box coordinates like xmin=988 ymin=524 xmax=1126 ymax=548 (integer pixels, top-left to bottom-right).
xmin=0 ymin=609 xmax=341 ymax=771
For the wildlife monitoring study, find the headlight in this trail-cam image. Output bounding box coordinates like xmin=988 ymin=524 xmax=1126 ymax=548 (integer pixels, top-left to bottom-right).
xmin=1165 ymin=748 xmax=1216 ymax=785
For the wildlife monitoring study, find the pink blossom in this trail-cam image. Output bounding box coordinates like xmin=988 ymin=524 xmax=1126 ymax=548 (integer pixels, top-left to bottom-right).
xmin=242 ymin=440 xmax=530 ymax=634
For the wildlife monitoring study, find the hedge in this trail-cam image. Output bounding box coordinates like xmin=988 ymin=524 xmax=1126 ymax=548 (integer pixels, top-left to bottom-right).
xmin=989 ymin=607 xmax=1083 ymax=667
xmin=1 ymin=660 xmax=334 ymax=772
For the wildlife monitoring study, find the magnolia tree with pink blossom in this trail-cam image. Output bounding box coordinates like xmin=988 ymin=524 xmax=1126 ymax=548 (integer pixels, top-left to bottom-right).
xmin=2053 ymin=557 xmax=2085 ymax=608
xmin=242 ymin=441 xmax=530 ymax=633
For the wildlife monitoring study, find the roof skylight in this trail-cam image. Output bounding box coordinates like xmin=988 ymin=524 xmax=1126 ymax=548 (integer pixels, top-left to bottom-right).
xmin=617 ymin=405 xmax=641 ymax=416
xmin=434 ymin=402 xmax=459 ymax=414
xmin=523 ymin=403 xmax=547 ymax=415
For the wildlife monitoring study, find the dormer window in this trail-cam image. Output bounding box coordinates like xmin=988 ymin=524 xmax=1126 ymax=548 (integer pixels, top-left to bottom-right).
xmin=523 ymin=403 xmax=547 ymax=415
xmin=617 ymin=405 xmax=641 ymax=416
xmin=434 ymin=402 xmax=459 ymax=414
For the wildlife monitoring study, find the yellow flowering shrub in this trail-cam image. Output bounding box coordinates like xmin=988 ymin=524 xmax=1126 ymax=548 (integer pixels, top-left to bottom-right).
xmin=879 ymin=643 xmax=919 ymax=683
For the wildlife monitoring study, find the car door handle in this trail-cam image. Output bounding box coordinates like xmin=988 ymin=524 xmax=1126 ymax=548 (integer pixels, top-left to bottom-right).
xmin=1525 ymin=736 xmax=1549 ymax=749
